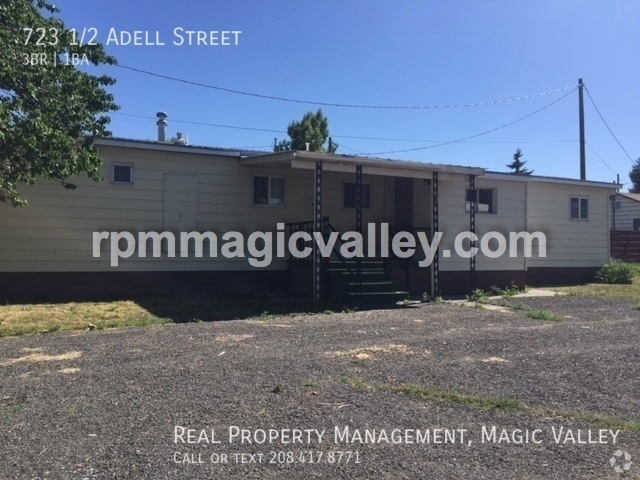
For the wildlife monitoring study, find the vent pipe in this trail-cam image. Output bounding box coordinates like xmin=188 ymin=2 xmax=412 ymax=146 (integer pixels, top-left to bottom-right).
xmin=156 ymin=112 xmax=168 ymax=142
xmin=174 ymin=132 xmax=188 ymax=145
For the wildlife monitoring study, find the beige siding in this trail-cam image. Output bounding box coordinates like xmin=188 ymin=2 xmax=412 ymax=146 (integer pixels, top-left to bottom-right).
xmin=0 ymin=145 xmax=393 ymax=273
xmin=437 ymin=176 xmax=526 ymax=272
xmin=611 ymin=195 xmax=640 ymax=231
xmin=527 ymin=183 xmax=610 ymax=267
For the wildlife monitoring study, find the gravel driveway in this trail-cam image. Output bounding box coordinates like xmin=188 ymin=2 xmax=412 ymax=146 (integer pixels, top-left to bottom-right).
xmin=1 ymin=297 xmax=638 ymax=479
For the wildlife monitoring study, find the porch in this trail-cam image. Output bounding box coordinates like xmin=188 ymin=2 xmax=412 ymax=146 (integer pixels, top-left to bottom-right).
xmin=241 ymin=150 xmax=486 ymax=302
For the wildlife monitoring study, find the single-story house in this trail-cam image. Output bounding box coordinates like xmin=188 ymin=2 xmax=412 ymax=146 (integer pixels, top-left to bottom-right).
xmin=0 ymin=134 xmax=619 ymax=302
xmin=611 ymin=192 xmax=640 ymax=231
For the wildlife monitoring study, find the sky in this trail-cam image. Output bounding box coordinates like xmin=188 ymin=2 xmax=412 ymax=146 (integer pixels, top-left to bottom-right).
xmin=52 ymin=0 xmax=639 ymax=189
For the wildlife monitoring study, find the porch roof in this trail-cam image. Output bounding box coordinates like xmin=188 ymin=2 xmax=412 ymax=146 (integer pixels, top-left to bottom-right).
xmin=240 ymin=150 xmax=485 ymax=179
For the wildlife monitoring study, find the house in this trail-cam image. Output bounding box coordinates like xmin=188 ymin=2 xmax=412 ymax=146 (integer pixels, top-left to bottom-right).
xmin=0 ymin=131 xmax=619 ymax=302
xmin=611 ymin=192 xmax=640 ymax=231
xmin=610 ymin=192 xmax=640 ymax=261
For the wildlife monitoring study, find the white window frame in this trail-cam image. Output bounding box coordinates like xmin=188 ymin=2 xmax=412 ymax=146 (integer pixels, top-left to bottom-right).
xmin=465 ymin=188 xmax=497 ymax=214
xmin=252 ymin=175 xmax=286 ymax=207
xmin=343 ymin=181 xmax=371 ymax=209
xmin=111 ymin=163 xmax=134 ymax=185
xmin=570 ymin=196 xmax=589 ymax=220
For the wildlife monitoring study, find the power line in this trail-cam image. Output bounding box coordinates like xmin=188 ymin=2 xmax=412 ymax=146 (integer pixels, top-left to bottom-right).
xmin=115 ymin=64 xmax=575 ymax=110
xmin=584 ymin=86 xmax=635 ymax=163
xmin=113 ymin=112 xmax=287 ymax=134
xmin=358 ymin=87 xmax=577 ymax=156
xmin=585 ymin=141 xmax=617 ymax=175
xmin=112 ymin=111 xmax=577 ymax=146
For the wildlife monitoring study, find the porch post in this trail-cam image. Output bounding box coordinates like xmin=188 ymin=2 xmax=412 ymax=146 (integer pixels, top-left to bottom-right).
xmin=431 ymin=172 xmax=439 ymax=298
xmin=314 ymin=161 xmax=323 ymax=303
xmin=355 ymin=164 xmax=363 ymax=297
xmin=469 ymin=175 xmax=477 ymax=291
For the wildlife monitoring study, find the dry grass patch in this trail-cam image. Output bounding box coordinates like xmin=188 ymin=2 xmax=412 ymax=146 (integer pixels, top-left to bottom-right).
xmin=0 ymin=300 xmax=171 ymax=337
xmin=59 ymin=367 xmax=80 ymax=374
xmin=330 ymin=344 xmax=430 ymax=360
xmin=549 ymin=277 xmax=640 ymax=301
xmin=0 ymin=350 xmax=82 ymax=367
xmin=215 ymin=334 xmax=254 ymax=344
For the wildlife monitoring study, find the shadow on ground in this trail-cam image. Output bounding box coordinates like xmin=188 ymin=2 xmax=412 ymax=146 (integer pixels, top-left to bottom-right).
xmin=130 ymin=292 xmax=412 ymax=323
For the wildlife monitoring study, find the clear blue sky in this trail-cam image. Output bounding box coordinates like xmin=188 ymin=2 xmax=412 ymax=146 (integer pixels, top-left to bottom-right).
xmin=54 ymin=0 xmax=639 ymax=188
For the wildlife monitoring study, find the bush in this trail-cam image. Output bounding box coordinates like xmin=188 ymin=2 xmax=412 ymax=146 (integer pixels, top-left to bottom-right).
xmin=595 ymin=262 xmax=634 ymax=284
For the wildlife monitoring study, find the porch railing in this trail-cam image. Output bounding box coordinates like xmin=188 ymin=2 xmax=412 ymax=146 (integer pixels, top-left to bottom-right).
xmin=284 ymin=218 xmax=354 ymax=276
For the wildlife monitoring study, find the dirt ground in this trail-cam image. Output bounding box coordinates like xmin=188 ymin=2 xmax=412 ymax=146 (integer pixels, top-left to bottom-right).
xmin=0 ymin=296 xmax=638 ymax=479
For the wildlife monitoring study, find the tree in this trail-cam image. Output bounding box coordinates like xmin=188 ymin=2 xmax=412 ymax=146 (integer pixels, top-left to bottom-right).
xmin=277 ymin=109 xmax=338 ymax=153
xmin=629 ymin=158 xmax=640 ymax=193
xmin=0 ymin=0 xmax=119 ymax=206
xmin=506 ymin=148 xmax=533 ymax=175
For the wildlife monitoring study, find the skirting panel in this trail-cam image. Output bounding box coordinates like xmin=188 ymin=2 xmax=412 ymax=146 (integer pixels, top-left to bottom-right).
xmin=0 ymin=270 xmax=289 ymax=302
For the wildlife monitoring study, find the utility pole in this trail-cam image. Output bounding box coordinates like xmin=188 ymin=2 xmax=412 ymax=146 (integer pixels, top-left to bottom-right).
xmin=578 ymin=78 xmax=586 ymax=180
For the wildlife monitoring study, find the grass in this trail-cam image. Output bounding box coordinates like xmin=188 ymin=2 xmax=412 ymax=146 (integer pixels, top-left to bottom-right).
xmin=340 ymin=375 xmax=640 ymax=435
xmin=576 ymin=412 xmax=640 ymax=436
xmin=0 ymin=300 xmax=172 ymax=337
xmin=0 ymin=294 xmax=368 ymax=338
xmin=527 ymin=309 xmax=565 ymax=322
xmin=341 ymin=375 xmax=526 ymax=411
xmin=0 ymin=403 xmax=25 ymax=418
xmin=551 ymin=279 xmax=640 ymax=302
xmin=548 ymin=260 xmax=640 ymax=301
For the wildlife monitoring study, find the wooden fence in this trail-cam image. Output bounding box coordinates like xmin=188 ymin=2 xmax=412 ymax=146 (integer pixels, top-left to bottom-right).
xmin=611 ymin=230 xmax=640 ymax=260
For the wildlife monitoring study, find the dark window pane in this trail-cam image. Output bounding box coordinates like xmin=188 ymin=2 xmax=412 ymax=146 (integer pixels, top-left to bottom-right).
xmin=580 ymin=198 xmax=588 ymax=219
xmin=466 ymin=189 xmax=475 ymax=202
xmin=253 ymin=176 xmax=269 ymax=205
xmin=344 ymin=183 xmax=355 ymax=208
xmin=362 ymin=184 xmax=371 ymax=209
xmin=570 ymin=197 xmax=580 ymax=218
xmin=478 ymin=189 xmax=493 ymax=213
xmin=344 ymin=183 xmax=370 ymax=209
xmin=270 ymin=177 xmax=285 ymax=205
xmin=113 ymin=165 xmax=132 ymax=183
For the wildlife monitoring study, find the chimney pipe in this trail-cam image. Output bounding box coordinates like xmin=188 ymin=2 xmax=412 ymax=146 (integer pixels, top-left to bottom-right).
xmin=156 ymin=112 xmax=168 ymax=142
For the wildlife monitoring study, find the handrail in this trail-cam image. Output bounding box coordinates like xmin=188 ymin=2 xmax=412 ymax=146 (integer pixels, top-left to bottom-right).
xmin=328 ymin=223 xmax=353 ymax=276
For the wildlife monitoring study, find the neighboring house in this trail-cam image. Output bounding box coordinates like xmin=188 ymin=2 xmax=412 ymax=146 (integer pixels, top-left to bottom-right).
xmin=611 ymin=192 xmax=640 ymax=231
xmin=0 ymin=135 xmax=618 ymax=302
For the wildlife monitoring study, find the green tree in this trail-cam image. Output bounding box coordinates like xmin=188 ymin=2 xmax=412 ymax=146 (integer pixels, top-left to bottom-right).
xmin=507 ymin=148 xmax=533 ymax=175
xmin=629 ymin=158 xmax=640 ymax=193
xmin=278 ymin=109 xmax=338 ymax=153
xmin=0 ymin=0 xmax=119 ymax=206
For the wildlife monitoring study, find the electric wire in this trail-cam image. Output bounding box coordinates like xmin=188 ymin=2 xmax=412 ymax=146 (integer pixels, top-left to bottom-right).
xmin=115 ymin=64 xmax=575 ymax=110
xmin=112 ymin=112 xmax=577 ymax=146
xmin=357 ymin=87 xmax=577 ymax=156
xmin=585 ymin=141 xmax=617 ymax=175
xmin=584 ymin=86 xmax=635 ymax=163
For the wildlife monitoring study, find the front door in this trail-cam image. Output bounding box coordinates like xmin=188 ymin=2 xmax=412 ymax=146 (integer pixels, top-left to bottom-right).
xmin=394 ymin=178 xmax=414 ymax=230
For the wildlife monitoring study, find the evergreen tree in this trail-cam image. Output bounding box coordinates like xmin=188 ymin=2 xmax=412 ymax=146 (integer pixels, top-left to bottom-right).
xmin=506 ymin=148 xmax=533 ymax=175
xmin=629 ymin=158 xmax=640 ymax=193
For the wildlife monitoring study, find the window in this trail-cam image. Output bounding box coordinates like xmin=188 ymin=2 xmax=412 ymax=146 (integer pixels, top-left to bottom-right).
xmin=253 ymin=176 xmax=285 ymax=206
xmin=633 ymin=219 xmax=640 ymax=231
xmin=466 ymin=188 xmax=496 ymax=214
xmin=570 ymin=196 xmax=589 ymax=220
xmin=111 ymin=164 xmax=133 ymax=184
xmin=615 ymin=201 xmax=621 ymax=210
xmin=343 ymin=182 xmax=371 ymax=209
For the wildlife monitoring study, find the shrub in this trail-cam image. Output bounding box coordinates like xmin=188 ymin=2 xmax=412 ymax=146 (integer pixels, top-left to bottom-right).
xmin=595 ymin=262 xmax=634 ymax=285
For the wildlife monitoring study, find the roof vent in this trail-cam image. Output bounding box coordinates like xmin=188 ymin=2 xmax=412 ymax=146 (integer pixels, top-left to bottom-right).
xmin=156 ymin=112 xmax=168 ymax=142
xmin=174 ymin=132 xmax=188 ymax=146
